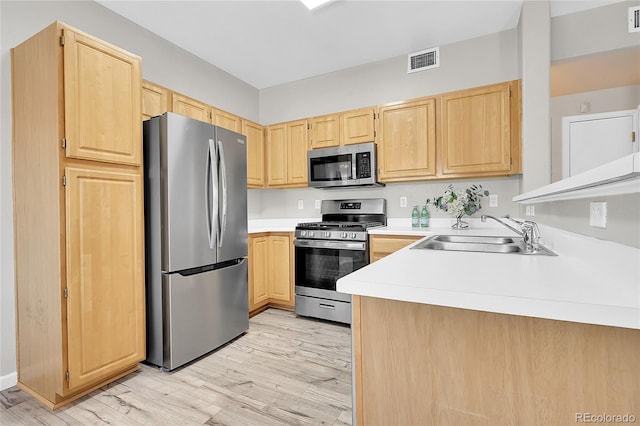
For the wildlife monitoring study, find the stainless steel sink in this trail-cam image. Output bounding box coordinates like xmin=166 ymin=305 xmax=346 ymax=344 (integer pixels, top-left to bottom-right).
xmin=411 ymin=234 xmax=557 ymax=256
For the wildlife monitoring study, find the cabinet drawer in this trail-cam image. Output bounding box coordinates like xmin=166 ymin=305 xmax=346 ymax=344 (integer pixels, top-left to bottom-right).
xmin=370 ymin=235 xmax=422 ymax=262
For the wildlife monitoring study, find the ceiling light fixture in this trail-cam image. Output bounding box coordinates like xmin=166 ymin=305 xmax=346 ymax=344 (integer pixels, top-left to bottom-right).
xmin=300 ymin=0 xmax=334 ymax=10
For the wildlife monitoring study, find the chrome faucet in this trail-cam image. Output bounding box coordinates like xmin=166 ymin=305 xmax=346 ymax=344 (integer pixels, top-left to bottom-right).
xmin=481 ymin=214 xmax=540 ymax=253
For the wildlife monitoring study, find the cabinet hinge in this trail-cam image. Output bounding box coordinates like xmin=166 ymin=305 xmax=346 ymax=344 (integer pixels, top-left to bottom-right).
xmin=65 ymin=371 xmax=70 ymax=382
xmin=62 ymin=138 xmax=66 ymax=149
xmin=62 ymin=175 xmax=67 ymax=187
xmin=632 ymin=131 xmax=636 ymax=143
xmin=60 ymin=35 xmax=65 ymax=46
xmin=64 ymin=287 xmax=68 ymax=298
xmin=509 ymin=87 xmax=512 ymax=97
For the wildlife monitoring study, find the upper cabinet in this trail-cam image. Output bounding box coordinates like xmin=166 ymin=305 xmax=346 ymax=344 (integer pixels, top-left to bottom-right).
xmin=378 ymin=98 xmax=437 ymax=182
xmin=63 ymin=27 xmax=142 ymax=166
xmin=213 ymin=107 xmax=242 ymax=132
xmin=342 ymin=107 xmax=377 ymax=145
xmin=309 ymin=107 xmax=376 ymax=149
xmin=171 ymin=93 xmax=211 ymax=123
xmin=142 ymin=80 xmax=170 ymax=120
xmin=243 ymin=119 xmax=265 ymax=188
xmin=310 ymin=114 xmax=341 ymax=149
xmin=439 ymin=81 xmax=519 ymax=177
xmin=266 ymin=119 xmax=309 ymax=188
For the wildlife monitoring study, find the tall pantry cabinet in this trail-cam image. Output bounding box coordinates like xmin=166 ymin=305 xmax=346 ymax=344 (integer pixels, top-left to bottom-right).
xmin=11 ymin=22 xmax=145 ymax=409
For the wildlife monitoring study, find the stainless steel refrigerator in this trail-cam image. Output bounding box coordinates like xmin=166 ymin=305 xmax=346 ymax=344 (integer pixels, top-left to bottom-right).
xmin=144 ymin=112 xmax=249 ymax=371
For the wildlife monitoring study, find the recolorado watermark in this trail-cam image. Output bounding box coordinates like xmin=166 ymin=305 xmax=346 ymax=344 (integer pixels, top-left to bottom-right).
xmin=576 ymin=413 xmax=637 ymax=423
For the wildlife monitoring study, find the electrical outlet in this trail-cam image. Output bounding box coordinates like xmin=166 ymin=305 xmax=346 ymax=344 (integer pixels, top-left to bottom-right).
xmin=589 ymin=202 xmax=607 ymax=228
xmin=297 ymin=200 xmax=304 ymax=210
xmin=400 ymin=196 xmax=407 ymax=207
xmin=489 ymin=194 xmax=498 ymax=207
xmin=315 ymin=200 xmax=321 ymax=209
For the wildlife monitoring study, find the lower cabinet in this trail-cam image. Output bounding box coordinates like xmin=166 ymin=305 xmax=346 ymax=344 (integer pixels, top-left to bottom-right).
xmin=248 ymin=232 xmax=295 ymax=315
xmin=369 ymin=234 xmax=423 ymax=263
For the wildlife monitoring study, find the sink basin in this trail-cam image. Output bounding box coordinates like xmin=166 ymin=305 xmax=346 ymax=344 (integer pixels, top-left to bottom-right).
xmin=411 ymin=234 xmax=556 ymax=256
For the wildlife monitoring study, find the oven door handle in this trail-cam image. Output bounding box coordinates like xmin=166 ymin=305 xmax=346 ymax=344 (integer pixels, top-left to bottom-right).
xmin=294 ymin=239 xmax=366 ymax=251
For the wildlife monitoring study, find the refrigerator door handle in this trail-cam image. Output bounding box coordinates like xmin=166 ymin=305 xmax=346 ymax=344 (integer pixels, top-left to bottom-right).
xmin=207 ymin=139 xmax=219 ymax=250
xmin=217 ymin=139 xmax=228 ymax=247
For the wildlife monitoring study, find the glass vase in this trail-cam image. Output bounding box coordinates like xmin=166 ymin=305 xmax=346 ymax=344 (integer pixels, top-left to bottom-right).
xmin=451 ymin=214 xmax=469 ymax=230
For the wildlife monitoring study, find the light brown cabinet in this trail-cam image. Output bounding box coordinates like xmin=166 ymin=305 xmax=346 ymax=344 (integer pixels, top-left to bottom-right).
xmin=440 ymin=81 xmax=521 ymax=177
xmin=243 ymin=119 xmax=265 ymax=188
xmin=248 ymin=233 xmax=294 ymax=315
xmin=12 ymin=21 xmax=145 ymax=409
xmin=212 ymin=107 xmax=242 ymax=132
xmin=171 ymin=93 xmax=211 ymax=123
xmin=309 ymin=108 xmax=376 ymax=149
xmin=378 ymin=98 xmax=437 ymax=182
xmin=142 ymin=80 xmax=170 ymax=120
xmin=310 ymin=114 xmax=341 ymax=149
xmin=369 ymin=234 xmax=423 ymax=263
xmin=266 ymin=119 xmax=309 ymax=187
xmin=342 ymin=107 xmax=377 ymax=145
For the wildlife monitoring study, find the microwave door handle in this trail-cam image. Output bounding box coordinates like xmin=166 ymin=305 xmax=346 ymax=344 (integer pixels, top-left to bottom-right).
xmin=217 ymin=139 xmax=227 ymax=248
xmin=208 ymin=139 xmax=219 ymax=250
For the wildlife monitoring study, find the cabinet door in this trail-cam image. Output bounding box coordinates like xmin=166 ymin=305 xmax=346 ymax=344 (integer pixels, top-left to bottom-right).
xmin=249 ymin=235 xmax=269 ymax=312
xmin=63 ymin=28 xmax=142 ymax=166
xmin=266 ymin=124 xmax=288 ymax=186
xmin=213 ymin=107 xmax=242 ymax=132
xmin=65 ymin=167 xmax=145 ymax=391
xmin=171 ymin=93 xmax=211 ymax=123
xmin=287 ymin=119 xmax=309 ymax=185
xmin=243 ymin=120 xmax=265 ymax=188
xmin=378 ymin=99 xmax=436 ymax=181
xmin=441 ymin=83 xmax=512 ymax=175
xmin=343 ymin=107 xmax=376 ymax=145
xmin=310 ymin=114 xmax=341 ymax=149
xmin=142 ymin=80 xmax=170 ymax=120
xmin=268 ymin=235 xmax=292 ymax=304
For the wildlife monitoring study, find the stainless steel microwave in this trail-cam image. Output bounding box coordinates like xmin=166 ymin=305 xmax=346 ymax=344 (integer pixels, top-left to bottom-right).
xmin=307 ymin=142 xmax=384 ymax=188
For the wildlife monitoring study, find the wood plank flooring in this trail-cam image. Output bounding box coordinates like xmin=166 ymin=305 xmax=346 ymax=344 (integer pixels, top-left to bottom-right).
xmin=0 ymin=309 xmax=353 ymax=425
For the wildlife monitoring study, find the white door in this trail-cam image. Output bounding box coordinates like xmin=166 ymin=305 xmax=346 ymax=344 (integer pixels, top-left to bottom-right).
xmin=562 ymin=108 xmax=639 ymax=177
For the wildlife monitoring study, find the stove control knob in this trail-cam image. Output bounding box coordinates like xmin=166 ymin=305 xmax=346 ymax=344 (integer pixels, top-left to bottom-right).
xmin=309 ymin=231 xmax=315 ymax=237
xmin=300 ymin=230 xmax=307 ymax=237
xmin=341 ymin=232 xmax=348 ymax=239
xmin=324 ymin=231 xmax=330 ymax=238
xmin=350 ymin=232 xmax=357 ymax=239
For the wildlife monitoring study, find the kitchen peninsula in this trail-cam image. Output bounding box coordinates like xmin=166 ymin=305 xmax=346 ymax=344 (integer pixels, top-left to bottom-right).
xmin=338 ymin=223 xmax=640 ymax=426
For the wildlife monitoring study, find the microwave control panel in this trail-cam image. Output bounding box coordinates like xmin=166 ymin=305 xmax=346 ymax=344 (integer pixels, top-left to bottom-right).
xmin=355 ymin=152 xmax=372 ymax=178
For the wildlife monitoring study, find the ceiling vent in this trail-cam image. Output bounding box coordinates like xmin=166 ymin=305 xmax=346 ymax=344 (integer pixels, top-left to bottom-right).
xmin=630 ymin=6 xmax=640 ymax=33
xmin=407 ymin=47 xmax=440 ymax=73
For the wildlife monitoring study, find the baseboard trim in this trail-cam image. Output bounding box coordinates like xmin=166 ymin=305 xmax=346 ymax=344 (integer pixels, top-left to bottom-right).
xmin=0 ymin=371 xmax=17 ymax=391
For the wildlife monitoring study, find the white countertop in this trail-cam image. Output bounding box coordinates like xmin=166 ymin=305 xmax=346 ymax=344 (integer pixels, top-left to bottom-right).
xmin=338 ymin=223 xmax=640 ymax=330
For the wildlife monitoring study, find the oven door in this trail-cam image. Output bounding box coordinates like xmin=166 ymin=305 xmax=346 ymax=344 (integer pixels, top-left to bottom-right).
xmin=294 ymin=239 xmax=368 ymax=300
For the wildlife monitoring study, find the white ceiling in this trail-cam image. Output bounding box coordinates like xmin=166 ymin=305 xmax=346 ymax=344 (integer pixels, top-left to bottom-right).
xmin=96 ymin=0 xmax=624 ymax=89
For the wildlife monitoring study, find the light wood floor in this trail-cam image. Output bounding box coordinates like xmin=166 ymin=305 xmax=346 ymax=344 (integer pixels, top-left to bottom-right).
xmin=0 ymin=309 xmax=353 ymax=425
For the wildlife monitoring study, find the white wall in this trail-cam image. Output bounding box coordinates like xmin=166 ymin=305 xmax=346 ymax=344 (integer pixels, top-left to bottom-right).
xmin=260 ymin=29 xmax=519 ymax=124
xmin=0 ymin=0 xmax=259 ymax=388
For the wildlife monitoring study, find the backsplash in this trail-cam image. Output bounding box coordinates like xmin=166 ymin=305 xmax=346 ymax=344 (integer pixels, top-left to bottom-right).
xmin=248 ymin=176 xmax=522 ymax=220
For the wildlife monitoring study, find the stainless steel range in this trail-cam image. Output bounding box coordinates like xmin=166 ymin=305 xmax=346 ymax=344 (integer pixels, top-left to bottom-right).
xmin=294 ymin=198 xmax=386 ymax=324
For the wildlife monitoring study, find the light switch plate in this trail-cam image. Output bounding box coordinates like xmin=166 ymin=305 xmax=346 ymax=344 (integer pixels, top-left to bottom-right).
xmin=400 ymin=197 xmax=407 ymax=207
xmin=315 ymin=200 xmax=321 ymax=209
xmin=589 ymin=202 xmax=607 ymax=228
xmin=297 ymin=200 xmax=304 ymax=210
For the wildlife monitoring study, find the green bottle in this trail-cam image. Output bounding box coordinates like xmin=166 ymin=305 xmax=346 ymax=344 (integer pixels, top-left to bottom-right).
xmin=411 ymin=206 xmax=419 ymax=228
xmin=420 ymin=205 xmax=430 ymax=228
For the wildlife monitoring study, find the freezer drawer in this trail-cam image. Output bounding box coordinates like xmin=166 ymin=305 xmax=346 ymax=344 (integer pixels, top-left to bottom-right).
xmin=162 ymin=258 xmax=248 ymax=370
